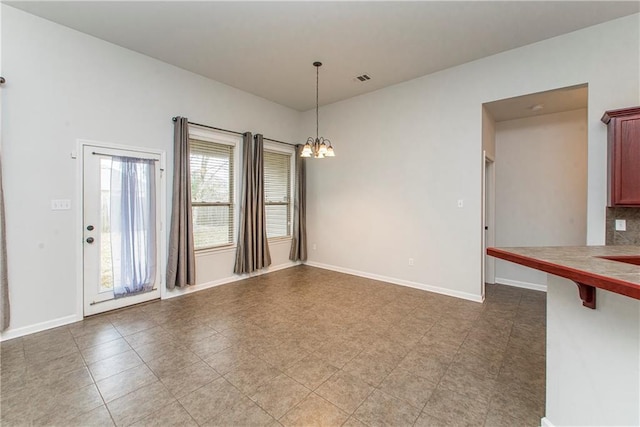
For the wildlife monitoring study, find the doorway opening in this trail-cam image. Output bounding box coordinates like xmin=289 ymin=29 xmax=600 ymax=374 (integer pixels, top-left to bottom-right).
xmin=482 ymin=84 xmax=588 ymax=292
xmin=482 ymin=153 xmax=495 ymax=300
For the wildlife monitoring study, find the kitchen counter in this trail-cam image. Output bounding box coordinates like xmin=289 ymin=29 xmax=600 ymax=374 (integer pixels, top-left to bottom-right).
xmin=487 ymin=246 xmax=640 ymax=426
xmin=487 ymin=245 xmax=640 ymax=308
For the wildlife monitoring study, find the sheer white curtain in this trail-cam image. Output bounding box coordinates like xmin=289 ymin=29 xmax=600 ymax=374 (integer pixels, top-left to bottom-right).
xmin=110 ymin=156 xmax=157 ymax=298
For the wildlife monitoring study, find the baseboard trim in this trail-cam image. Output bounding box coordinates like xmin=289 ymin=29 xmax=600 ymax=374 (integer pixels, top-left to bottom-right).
xmin=0 ymin=314 xmax=81 ymax=342
xmin=540 ymin=417 xmax=554 ymax=427
xmin=305 ymin=261 xmax=483 ymax=303
xmin=495 ymin=276 xmax=547 ymax=292
xmin=163 ymin=261 xmax=300 ymax=300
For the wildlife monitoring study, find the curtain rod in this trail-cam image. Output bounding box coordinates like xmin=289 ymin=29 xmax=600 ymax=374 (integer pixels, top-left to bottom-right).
xmin=172 ymin=117 xmax=298 ymax=147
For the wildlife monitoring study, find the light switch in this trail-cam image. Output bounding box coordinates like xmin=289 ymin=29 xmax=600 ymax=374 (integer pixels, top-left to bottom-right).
xmin=615 ymin=219 xmax=626 ymax=231
xmin=51 ymin=199 xmax=71 ymax=210
xmin=457 ymin=199 xmax=464 ymax=208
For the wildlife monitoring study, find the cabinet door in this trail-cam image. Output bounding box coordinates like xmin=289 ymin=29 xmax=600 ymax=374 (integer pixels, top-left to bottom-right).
xmin=614 ymin=114 xmax=640 ymax=205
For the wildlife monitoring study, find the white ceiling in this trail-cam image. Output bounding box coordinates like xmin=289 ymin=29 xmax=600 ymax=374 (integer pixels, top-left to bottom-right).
xmin=485 ymin=84 xmax=588 ymax=122
xmin=6 ymin=1 xmax=639 ymax=111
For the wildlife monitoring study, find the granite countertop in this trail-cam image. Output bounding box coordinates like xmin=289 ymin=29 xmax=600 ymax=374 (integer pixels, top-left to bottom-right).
xmin=487 ymin=245 xmax=640 ymax=307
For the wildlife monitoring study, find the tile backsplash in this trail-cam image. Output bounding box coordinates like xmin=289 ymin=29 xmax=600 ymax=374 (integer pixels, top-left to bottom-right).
xmin=606 ymin=207 xmax=640 ymax=245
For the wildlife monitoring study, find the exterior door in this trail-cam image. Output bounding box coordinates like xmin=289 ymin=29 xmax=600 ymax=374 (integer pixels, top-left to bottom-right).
xmin=83 ymin=145 xmax=162 ymax=316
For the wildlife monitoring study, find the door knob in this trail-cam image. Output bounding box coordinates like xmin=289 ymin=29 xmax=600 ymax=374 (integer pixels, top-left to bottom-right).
xmin=86 ymin=237 xmax=95 ymax=244
xmin=87 ymin=225 xmax=94 ymax=231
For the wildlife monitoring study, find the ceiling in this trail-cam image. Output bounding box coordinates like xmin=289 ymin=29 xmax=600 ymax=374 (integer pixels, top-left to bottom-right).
xmin=484 ymin=84 xmax=588 ymax=122
xmin=6 ymin=1 xmax=639 ymax=111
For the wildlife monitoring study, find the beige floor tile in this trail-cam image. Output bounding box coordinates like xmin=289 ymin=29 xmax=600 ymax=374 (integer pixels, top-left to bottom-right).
xmin=341 ymin=416 xmax=369 ymax=427
xmin=422 ymin=389 xmax=489 ymax=426
xmin=285 ymin=355 xmax=339 ymax=390
xmin=107 ymin=381 xmax=175 ymax=426
xmin=489 ymin=385 xmax=545 ymax=423
xmin=315 ymin=370 xmax=374 ymax=414
xmin=378 ymin=367 xmax=436 ymax=409
xmin=24 ymin=339 xmax=80 ymax=365
xmin=178 ymin=377 xmax=245 ymax=424
xmin=397 ymin=349 xmax=452 ymax=384
xmin=30 ymin=365 xmax=95 ymax=397
xmin=413 ymin=412 xmax=449 ymax=427
xmin=32 ymin=384 xmax=104 ymax=425
xmin=66 ymin=404 xmax=116 ymax=427
xmin=202 ymin=345 xmax=260 ymax=375
xmin=202 ymin=395 xmax=275 ymax=426
xmin=74 ymin=326 xmax=122 ymax=350
xmin=279 ymin=393 xmax=350 ymax=427
xmin=160 ymin=360 xmax=220 ymax=399
xmin=314 ymin=339 xmax=363 ymax=368
xmin=96 ymin=363 xmax=158 ymax=402
xmin=167 ymin=324 xmax=219 ymax=346
xmin=342 ymin=350 xmax=398 ymax=387
xmin=223 ymin=359 xmax=282 ymax=395
xmin=438 ymin=365 xmax=496 ymax=405
xmin=187 ymin=333 xmax=233 ymax=358
xmin=483 ymin=406 xmax=530 ymax=427
xmin=353 ymin=389 xmax=421 ymax=427
xmin=124 ymin=325 xmax=173 ymax=349
xmin=80 ymin=337 xmax=132 ymax=365
xmin=131 ymin=400 xmax=198 ymax=426
xmin=88 ymin=349 xmax=144 ymax=381
xmin=250 ymin=373 xmax=311 ymax=419
xmin=259 ymin=342 xmax=310 ymax=370
xmin=133 ymin=340 xmax=189 ymax=363
xmin=26 ymin=352 xmax=86 ymax=384
xmin=145 ymin=347 xmax=201 ymax=377
xmin=112 ymin=318 xmax=158 ymax=337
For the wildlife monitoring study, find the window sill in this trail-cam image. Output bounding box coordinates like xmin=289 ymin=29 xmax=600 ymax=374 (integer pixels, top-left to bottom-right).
xmin=195 ymin=244 xmax=237 ymax=256
xmin=268 ymin=237 xmax=292 ymax=245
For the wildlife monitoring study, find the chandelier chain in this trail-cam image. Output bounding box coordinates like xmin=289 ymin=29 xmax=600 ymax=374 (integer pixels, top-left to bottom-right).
xmin=316 ymin=64 xmax=319 ymax=139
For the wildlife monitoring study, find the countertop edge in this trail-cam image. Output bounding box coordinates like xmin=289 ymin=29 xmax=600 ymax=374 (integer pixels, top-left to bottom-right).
xmin=487 ymin=247 xmax=640 ymax=302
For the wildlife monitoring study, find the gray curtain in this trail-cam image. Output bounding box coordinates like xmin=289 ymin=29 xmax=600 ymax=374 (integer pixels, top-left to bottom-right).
xmin=0 ymin=155 xmax=9 ymax=331
xmin=166 ymin=117 xmax=196 ymax=289
xmin=234 ymin=133 xmax=271 ymax=274
xmin=290 ymin=144 xmax=307 ymax=261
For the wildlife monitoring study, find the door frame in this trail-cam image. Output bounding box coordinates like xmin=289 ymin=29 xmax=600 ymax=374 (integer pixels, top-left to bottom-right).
xmin=482 ymin=151 xmax=496 ymax=299
xmin=75 ymin=139 xmax=166 ymax=318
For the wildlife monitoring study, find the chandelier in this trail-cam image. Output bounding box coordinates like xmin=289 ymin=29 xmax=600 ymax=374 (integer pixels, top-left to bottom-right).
xmin=301 ymin=62 xmax=335 ymax=158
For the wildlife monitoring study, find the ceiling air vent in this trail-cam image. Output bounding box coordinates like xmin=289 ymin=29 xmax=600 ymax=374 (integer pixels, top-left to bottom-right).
xmin=354 ymin=74 xmax=371 ymax=82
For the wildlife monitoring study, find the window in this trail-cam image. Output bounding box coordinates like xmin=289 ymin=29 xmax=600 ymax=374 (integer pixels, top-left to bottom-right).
xmin=264 ymin=148 xmax=293 ymax=239
xmin=189 ymin=134 xmax=236 ymax=250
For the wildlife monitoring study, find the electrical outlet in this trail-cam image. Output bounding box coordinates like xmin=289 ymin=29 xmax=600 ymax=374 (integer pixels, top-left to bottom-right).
xmin=312 ymin=243 xmax=317 ymax=250
xmin=615 ymin=219 xmax=627 ymax=231
xmin=408 ymin=258 xmax=414 ymax=266
xmin=51 ymin=199 xmax=71 ymax=210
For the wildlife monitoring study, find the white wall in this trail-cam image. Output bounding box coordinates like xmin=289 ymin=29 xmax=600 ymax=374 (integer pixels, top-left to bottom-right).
xmin=1 ymin=6 xmax=301 ymax=338
xmin=495 ymin=109 xmax=588 ymax=290
xmin=301 ymin=14 xmax=639 ymax=302
xmin=546 ymin=274 xmax=640 ymax=426
xmin=482 ymin=106 xmax=496 ymax=160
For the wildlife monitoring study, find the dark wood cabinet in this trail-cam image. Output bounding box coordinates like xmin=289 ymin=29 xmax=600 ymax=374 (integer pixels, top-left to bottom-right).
xmin=601 ymin=106 xmax=640 ymax=207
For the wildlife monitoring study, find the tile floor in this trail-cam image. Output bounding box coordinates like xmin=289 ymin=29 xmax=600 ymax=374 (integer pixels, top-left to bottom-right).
xmin=0 ymin=266 xmax=546 ymax=426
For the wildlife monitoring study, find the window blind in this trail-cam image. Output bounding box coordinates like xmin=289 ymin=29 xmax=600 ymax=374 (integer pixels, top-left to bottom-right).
xmin=189 ymin=138 xmax=234 ymax=249
xmin=264 ymin=150 xmax=291 ymax=239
